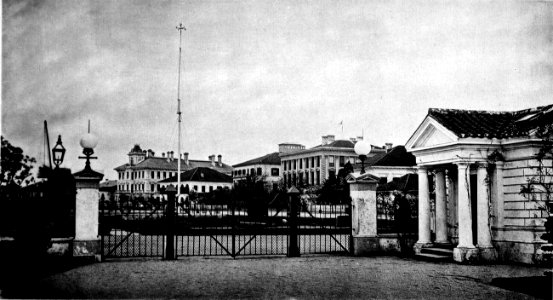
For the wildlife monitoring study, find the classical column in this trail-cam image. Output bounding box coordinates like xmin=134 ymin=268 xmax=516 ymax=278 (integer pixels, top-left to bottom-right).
xmin=415 ymin=166 xmax=432 ymax=252
xmin=477 ymin=163 xmax=498 ymax=261
xmin=453 ymin=162 xmax=477 ymax=262
xmin=476 ymin=164 xmax=492 ymax=247
xmin=456 ymin=162 xmax=474 ymax=248
xmin=435 ymin=169 xmax=448 ymax=244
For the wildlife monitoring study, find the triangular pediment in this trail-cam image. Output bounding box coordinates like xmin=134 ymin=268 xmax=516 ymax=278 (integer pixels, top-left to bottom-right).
xmin=406 ymin=116 xmax=458 ymax=150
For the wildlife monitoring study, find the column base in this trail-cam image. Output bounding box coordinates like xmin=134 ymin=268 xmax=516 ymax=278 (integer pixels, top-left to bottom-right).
xmin=478 ymin=246 xmax=498 ymax=262
xmin=413 ymin=242 xmax=433 ymax=255
xmin=453 ymin=246 xmax=478 ymax=263
xmin=73 ymin=239 xmax=101 ymax=261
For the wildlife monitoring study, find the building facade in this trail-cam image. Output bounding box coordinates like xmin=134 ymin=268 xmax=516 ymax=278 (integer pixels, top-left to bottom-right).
xmin=406 ymin=105 xmax=553 ymax=264
xmin=157 ymin=167 xmax=233 ymax=194
xmin=280 ymin=135 xmax=387 ymax=187
xmin=114 ymin=145 xmax=233 ymax=198
xmin=232 ymin=152 xmax=282 ymax=190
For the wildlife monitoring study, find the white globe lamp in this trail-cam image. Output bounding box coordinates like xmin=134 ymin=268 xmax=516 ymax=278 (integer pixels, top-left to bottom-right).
xmin=354 ymin=140 xmax=371 ymax=174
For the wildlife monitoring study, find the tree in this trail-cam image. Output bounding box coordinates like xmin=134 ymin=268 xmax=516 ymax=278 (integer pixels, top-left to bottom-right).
xmin=1 ymin=136 xmax=36 ymax=187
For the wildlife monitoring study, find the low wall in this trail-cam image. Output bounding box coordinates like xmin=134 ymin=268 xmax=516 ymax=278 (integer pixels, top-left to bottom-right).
xmin=353 ymin=234 xmax=417 ymax=256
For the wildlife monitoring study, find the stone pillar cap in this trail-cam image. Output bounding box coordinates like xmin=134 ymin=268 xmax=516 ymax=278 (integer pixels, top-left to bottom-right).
xmin=346 ymin=172 xmax=380 ymax=184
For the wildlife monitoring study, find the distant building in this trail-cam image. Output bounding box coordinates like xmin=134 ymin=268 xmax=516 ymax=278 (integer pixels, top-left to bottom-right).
xmin=114 ymin=144 xmax=233 ymax=197
xmin=157 ymin=167 xmax=233 ymax=194
xmin=232 ymin=151 xmax=282 ymax=190
xmin=280 ymin=135 xmax=387 ymax=187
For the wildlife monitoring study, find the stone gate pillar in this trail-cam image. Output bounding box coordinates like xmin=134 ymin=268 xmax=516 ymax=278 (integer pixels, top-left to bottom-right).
xmin=73 ymin=167 xmax=103 ymax=259
xmin=347 ymin=173 xmax=379 ymax=255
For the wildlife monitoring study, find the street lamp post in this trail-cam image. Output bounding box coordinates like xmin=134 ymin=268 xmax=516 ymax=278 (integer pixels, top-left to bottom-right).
xmin=354 ymin=140 xmax=371 ymax=174
xmin=52 ymin=135 xmax=66 ymax=169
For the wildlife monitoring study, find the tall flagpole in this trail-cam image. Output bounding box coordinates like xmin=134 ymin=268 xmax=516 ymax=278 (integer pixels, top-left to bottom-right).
xmin=176 ymin=23 xmax=186 ymax=201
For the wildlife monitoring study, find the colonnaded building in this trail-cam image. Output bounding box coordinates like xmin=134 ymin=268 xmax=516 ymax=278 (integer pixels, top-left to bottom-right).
xmin=114 ymin=145 xmax=233 ymax=198
xmin=406 ymin=104 xmax=552 ymax=264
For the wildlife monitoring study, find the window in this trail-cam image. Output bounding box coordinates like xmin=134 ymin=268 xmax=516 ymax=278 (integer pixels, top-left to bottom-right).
xmin=317 ymin=156 xmax=320 ymax=167
xmin=193 ymin=185 xmax=198 ymax=191
xmin=305 ymin=158 xmax=309 ymax=169
xmin=201 ymin=186 xmax=206 ymax=193
xmin=316 ymin=171 xmax=321 ymax=185
xmin=293 ymin=160 xmax=296 ymax=169
xmin=283 ymin=162 xmax=287 ymax=171
xmin=250 ymin=168 xmax=255 ymax=175
xmin=257 ymin=168 xmax=262 ymax=176
xmin=163 ymin=172 xmax=166 ymax=179
xmin=151 ymin=171 xmax=154 ymax=179
xmin=305 ymin=172 xmax=309 ymax=185
xmin=329 ymin=156 xmax=335 ymax=167
xmin=209 ymin=186 xmax=214 ymax=193
xmin=299 ymin=159 xmax=302 ymax=169
xmin=157 ymin=171 xmax=160 ymax=179
xmin=271 ymin=168 xmax=279 ymax=176
xmin=151 ymin=184 xmax=155 ymax=192
xmin=311 ymin=157 xmax=315 ymax=168
xmin=339 ymin=156 xmax=344 ymax=167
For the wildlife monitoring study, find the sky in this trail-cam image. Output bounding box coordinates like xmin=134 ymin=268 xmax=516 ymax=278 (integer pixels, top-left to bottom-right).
xmin=2 ymin=0 xmax=553 ymax=180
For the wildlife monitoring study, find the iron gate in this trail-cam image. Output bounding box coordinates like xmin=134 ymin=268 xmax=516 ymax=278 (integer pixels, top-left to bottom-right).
xmin=100 ymin=189 xmax=352 ymax=259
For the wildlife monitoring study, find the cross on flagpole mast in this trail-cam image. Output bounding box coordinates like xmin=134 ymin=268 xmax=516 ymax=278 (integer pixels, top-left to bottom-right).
xmin=176 ymin=23 xmax=186 ymax=200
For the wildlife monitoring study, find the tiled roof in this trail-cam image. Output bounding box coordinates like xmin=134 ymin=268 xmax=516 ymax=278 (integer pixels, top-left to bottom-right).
xmin=158 ymin=167 xmax=233 ymax=183
xmin=233 ymin=152 xmax=281 ymax=168
xmin=114 ymin=157 xmax=233 ymax=173
xmin=373 ymin=146 xmax=416 ymax=167
xmin=428 ymin=104 xmax=553 ymax=138
xmin=354 ymin=146 xmax=416 ymax=168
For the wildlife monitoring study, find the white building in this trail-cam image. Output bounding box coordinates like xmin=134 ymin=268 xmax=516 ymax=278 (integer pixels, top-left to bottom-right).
xmin=114 ymin=145 xmax=233 ymax=197
xmin=232 ymin=152 xmax=281 ymax=190
xmin=157 ymin=167 xmax=233 ymax=194
xmin=406 ymin=104 xmax=553 ymax=264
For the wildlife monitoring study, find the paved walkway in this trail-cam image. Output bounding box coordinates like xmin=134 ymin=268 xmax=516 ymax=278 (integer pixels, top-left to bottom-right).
xmin=2 ymin=255 xmax=551 ymax=299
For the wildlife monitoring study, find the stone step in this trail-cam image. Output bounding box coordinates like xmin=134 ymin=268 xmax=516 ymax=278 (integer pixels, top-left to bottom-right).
xmin=415 ymin=252 xmax=452 ymax=262
xmin=430 ymin=243 xmax=455 ymax=250
xmin=421 ymin=247 xmax=453 ymax=256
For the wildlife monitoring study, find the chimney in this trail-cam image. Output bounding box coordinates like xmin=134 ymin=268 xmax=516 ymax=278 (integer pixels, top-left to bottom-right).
xmin=162 ymin=152 xmax=166 ymax=158
xmin=147 ymin=149 xmax=154 ymax=157
xmin=350 ymin=137 xmax=357 ymax=143
xmin=327 ymin=135 xmax=335 ymax=143
xmin=385 ymin=143 xmax=393 ymax=153
xmin=184 ymin=152 xmax=189 ymax=165
xmin=171 ymin=151 xmax=174 ymax=160
xmin=357 ymin=136 xmax=363 ymax=142
xmin=217 ymin=154 xmax=222 ymax=167
xmin=322 ymin=135 xmax=328 ymax=145
xmin=209 ymin=155 xmax=215 ymax=166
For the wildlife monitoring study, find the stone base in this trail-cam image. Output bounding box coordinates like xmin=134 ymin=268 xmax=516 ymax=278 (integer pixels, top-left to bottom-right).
xmin=453 ymin=247 xmax=479 ymax=263
xmin=73 ymin=239 xmax=100 ymax=259
xmin=413 ymin=242 xmax=433 ymax=255
xmin=478 ymin=246 xmax=498 ymax=262
xmin=47 ymin=237 xmax=74 ymax=257
xmin=353 ymin=236 xmax=380 ymax=256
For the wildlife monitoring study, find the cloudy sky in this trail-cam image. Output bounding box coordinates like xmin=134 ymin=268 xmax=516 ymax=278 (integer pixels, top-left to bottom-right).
xmin=2 ymin=0 xmax=553 ymax=180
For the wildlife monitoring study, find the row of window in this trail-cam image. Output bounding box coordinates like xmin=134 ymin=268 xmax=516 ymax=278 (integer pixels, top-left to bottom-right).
xmin=118 ymin=183 xmax=228 ymax=194
xmin=283 ymin=170 xmax=322 ymax=186
xmin=283 ymin=155 xmax=358 ymax=171
xmin=233 ymin=167 xmax=280 ymax=177
xmin=118 ymin=170 xmax=177 ymax=180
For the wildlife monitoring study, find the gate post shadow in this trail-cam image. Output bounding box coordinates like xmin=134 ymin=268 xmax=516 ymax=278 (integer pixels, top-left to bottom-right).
xmin=287 ymin=186 xmax=300 ymax=257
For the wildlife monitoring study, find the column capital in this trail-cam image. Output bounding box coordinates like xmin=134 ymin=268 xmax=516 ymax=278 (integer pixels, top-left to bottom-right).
xmin=455 ymin=161 xmax=471 ymax=167
xmin=433 ymin=168 xmax=446 ymax=175
xmin=417 ymin=166 xmax=428 ymax=174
